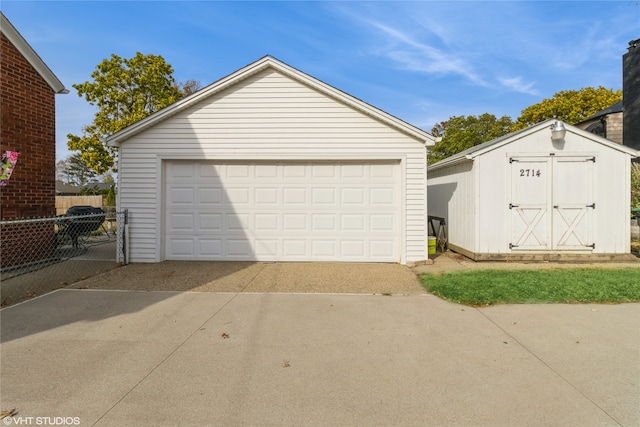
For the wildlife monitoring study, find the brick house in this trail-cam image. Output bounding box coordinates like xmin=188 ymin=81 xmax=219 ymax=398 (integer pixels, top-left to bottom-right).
xmin=1 ymin=12 xmax=67 ymax=267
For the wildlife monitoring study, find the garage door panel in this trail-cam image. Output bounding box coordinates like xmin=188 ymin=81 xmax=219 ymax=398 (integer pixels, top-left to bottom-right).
xmin=169 ymin=162 xmax=196 ymax=179
xmin=283 ymin=188 xmax=307 ymax=204
xmin=255 ymin=164 xmax=278 ymax=178
xmin=226 ymin=188 xmax=250 ymax=205
xmin=198 ymin=163 xmax=222 ymax=179
xmin=169 ymin=188 xmax=195 ymax=205
xmin=168 ymin=239 xmax=195 ymax=257
xmin=371 ymin=163 xmax=396 ymax=178
xmin=312 ymin=240 xmax=337 ymax=257
xmin=199 ymin=213 xmax=222 ymax=231
xmin=341 ymin=240 xmax=365 ymax=257
xmin=342 ymin=188 xmax=365 ymax=205
xmin=312 ymin=164 xmax=337 ymax=178
xmin=341 ymin=214 xmax=366 ymax=231
xmin=341 ymin=164 xmax=366 ymax=178
xmin=226 ymin=213 xmax=249 ymax=230
xmin=312 ymin=188 xmax=336 ymax=204
xmin=255 ymin=187 xmax=279 ymax=205
xmin=312 ymin=214 xmax=337 ymax=231
xmin=370 ymin=188 xmax=395 ymax=205
xmin=199 ymin=239 xmax=222 ymax=257
xmin=283 ymin=164 xmax=307 ymax=178
xmin=226 ymin=164 xmax=250 ymax=179
xmin=199 ymin=188 xmax=223 ymax=205
xmin=283 ymin=240 xmax=307 ymax=257
xmin=255 ymin=239 xmax=278 ymax=257
xmin=283 ymin=214 xmax=307 ymax=231
xmin=165 ymin=161 xmax=400 ymax=262
xmin=168 ymin=213 xmax=194 ymax=231
xmin=371 ymin=240 xmax=396 ymax=257
xmin=226 ymin=239 xmax=252 ymax=257
xmin=370 ymin=214 xmax=395 ymax=232
xmin=254 ymin=214 xmax=279 ymax=231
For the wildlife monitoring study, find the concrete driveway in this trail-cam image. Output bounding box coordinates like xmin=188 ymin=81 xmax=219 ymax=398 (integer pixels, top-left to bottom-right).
xmin=1 ymin=286 xmax=639 ymax=426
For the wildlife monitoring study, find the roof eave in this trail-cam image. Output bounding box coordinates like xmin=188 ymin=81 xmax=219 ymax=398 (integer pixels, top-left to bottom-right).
xmin=107 ymin=56 xmax=434 ymax=147
xmin=1 ymin=12 xmax=67 ymax=94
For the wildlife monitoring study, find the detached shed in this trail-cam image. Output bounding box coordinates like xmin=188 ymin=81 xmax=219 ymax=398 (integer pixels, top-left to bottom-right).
xmin=108 ymin=56 xmax=435 ymax=264
xmin=428 ymin=119 xmax=639 ymax=260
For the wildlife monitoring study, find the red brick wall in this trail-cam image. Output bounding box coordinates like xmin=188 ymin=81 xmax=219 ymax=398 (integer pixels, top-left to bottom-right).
xmin=0 ymin=32 xmax=57 ymax=220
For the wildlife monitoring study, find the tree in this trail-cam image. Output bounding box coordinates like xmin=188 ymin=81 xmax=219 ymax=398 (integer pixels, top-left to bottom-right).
xmin=513 ymin=86 xmax=622 ymax=130
xmin=632 ymin=162 xmax=640 ymax=211
xmin=67 ymin=52 xmax=192 ymax=174
xmin=428 ymin=114 xmax=514 ymax=164
xmin=174 ymin=79 xmax=202 ymax=96
xmin=56 ymin=153 xmax=98 ymax=187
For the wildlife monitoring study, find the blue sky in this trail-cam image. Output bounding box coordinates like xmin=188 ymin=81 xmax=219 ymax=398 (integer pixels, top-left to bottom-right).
xmin=3 ymin=1 xmax=639 ymax=161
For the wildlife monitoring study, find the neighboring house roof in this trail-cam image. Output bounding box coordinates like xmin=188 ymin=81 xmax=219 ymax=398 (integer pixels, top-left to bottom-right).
xmin=1 ymin=12 xmax=67 ymax=94
xmin=576 ymin=100 xmax=624 ymax=125
xmin=429 ymin=119 xmax=640 ymax=171
xmin=107 ymin=55 xmax=435 ymax=147
xmin=83 ymin=182 xmax=113 ymax=192
xmin=55 ymin=180 xmax=82 ymax=194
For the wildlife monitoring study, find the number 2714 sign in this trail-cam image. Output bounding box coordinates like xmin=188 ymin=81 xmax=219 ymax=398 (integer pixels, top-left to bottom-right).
xmin=520 ymin=169 xmax=541 ymax=177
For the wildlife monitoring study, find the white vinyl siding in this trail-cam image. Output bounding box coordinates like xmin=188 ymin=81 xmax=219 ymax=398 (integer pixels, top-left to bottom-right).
xmin=117 ymin=68 xmax=428 ymax=263
xmin=427 ymin=121 xmax=635 ymax=259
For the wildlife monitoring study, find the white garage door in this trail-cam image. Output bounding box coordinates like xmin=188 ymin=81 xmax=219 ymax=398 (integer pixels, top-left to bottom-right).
xmin=164 ymin=161 xmax=401 ymax=262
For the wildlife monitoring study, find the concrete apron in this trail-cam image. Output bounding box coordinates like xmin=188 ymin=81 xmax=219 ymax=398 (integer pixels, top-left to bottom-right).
xmin=1 ymin=289 xmax=638 ymax=426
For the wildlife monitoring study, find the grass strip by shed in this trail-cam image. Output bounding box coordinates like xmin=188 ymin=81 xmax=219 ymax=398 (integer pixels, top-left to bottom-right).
xmin=420 ymin=268 xmax=640 ymax=306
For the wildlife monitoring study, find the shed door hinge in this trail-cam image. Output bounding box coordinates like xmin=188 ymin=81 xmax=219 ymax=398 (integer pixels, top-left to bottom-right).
xmin=509 ymin=203 xmax=519 ymax=209
xmin=509 ymin=243 xmax=518 ymax=249
xmin=587 ymin=243 xmax=595 ymax=249
xmin=586 ymin=203 xmax=595 ymax=209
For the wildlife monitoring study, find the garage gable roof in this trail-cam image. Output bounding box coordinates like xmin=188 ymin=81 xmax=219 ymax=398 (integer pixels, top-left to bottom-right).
xmin=107 ymin=55 xmax=435 ymax=147
xmin=429 ymin=119 xmax=640 ymax=171
xmin=1 ymin=12 xmax=67 ymax=94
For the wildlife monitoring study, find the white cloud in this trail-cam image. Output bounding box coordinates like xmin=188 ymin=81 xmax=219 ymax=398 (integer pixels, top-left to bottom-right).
xmin=497 ymin=76 xmax=540 ymax=96
xmin=364 ymin=19 xmax=491 ymax=87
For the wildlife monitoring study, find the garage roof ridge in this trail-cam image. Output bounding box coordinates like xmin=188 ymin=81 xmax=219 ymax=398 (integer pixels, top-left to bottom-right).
xmin=106 ymin=55 xmax=434 ymax=147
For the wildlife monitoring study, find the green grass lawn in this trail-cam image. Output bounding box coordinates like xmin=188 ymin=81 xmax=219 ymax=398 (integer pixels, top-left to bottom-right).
xmin=420 ymin=268 xmax=640 ymax=306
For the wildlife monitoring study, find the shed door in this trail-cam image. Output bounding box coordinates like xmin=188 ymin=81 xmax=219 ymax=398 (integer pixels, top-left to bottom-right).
xmin=552 ymin=157 xmax=594 ymax=250
xmin=509 ymin=156 xmax=595 ymax=251
xmin=509 ymin=157 xmax=552 ymax=250
xmin=164 ymin=161 xmax=401 ymax=262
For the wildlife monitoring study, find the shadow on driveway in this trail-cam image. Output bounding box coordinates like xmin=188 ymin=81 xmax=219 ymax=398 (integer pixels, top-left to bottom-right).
xmin=1 ymin=261 xmax=424 ymax=342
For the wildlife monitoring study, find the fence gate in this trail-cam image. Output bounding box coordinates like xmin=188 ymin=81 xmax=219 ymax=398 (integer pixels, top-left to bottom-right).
xmin=509 ymin=156 xmax=595 ymax=251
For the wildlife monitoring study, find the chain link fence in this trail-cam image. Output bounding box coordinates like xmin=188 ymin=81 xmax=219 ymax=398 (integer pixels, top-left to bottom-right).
xmin=1 ymin=209 xmax=128 ymax=306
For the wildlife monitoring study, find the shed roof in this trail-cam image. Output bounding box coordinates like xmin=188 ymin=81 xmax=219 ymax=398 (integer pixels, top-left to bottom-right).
xmin=107 ymin=56 xmax=435 ymax=147
xmin=1 ymin=12 xmax=67 ymax=94
xmin=429 ymin=119 xmax=639 ymax=171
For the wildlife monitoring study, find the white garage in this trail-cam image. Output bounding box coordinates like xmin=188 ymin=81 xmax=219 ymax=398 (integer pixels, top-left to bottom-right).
xmin=428 ymin=119 xmax=639 ymax=260
xmin=108 ymin=56 xmax=434 ymax=264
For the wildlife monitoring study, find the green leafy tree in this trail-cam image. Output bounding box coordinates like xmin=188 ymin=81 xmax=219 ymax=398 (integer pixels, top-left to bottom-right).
xmin=68 ymin=52 xmax=191 ymax=174
xmin=513 ymin=86 xmax=622 ymax=130
xmin=632 ymin=162 xmax=640 ymax=211
xmin=428 ymin=114 xmax=514 ymax=164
